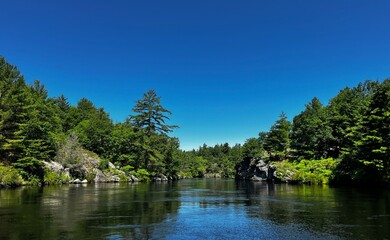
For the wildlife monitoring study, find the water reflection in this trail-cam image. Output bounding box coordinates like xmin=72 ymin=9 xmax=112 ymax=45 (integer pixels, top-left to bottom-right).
xmin=0 ymin=183 xmax=180 ymax=239
xmin=237 ymin=181 xmax=390 ymax=239
xmin=0 ymin=180 xmax=389 ymax=239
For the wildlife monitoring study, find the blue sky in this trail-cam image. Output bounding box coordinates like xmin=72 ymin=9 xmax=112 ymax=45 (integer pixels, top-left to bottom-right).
xmin=1 ymin=0 xmax=390 ymax=150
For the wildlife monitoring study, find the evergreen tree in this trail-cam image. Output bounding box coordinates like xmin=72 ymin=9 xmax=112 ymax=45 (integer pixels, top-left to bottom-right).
xmin=264 ymin=112 xmax=292 ymax=160
xmin=242 ymin=138 xmax=263 ymax=158
xmin=51 ymin=94 xmax=73 ymax=132
xmin=75 ymin=107 xmax=113 ymax=157
xmin=130 ymin=89 xmax=177 ymax=136
xmin=327 ymin=81 xmax=379 ymax=158
xmin=357 ymin=79 xmax=390 ymax=182
xmin=129 ymin=90 xmax=178 ymax=172
xmin=0 ymin=57 xmax=30 ymax=164
xmin=291 ymin=97 xmax=332 ymax=159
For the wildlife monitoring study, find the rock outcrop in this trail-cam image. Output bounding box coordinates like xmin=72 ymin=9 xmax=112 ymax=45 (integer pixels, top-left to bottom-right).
xmin=45 ymin=151 xmax=138 ymax=184
xmin=235 ymin=157 xmax=275 ymax=181
xmin=152 ymin=174 xmax=168 ymax=182
xmin=43 ymin=161 xmax=64 ymax=172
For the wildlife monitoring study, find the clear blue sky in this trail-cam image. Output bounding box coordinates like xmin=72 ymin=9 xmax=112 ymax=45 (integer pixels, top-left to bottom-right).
xmin=1 ymin=0 xmax=390 ymax=150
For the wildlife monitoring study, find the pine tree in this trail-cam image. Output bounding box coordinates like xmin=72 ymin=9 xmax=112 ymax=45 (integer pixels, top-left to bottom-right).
xmin=0 ymin=57 xmax=30 ymax=164
xmin=264 ymin=112 xmax=292 ymax=160
xmin=130 ymin=90 xmax=177 ymax=136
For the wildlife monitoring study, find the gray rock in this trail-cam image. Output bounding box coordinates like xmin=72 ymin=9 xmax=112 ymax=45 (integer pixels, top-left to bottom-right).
xmin=109 ymin=162 xmax=116 ymax=169
xmin=236 ymin=157 xmax=274 ymax=181
xmin=130 ymin=175 xmax=139 ymax=182
xmin=73 ymin=179 xmax=81 ymax=184
xmin=111 ymin=176 xmax=120 ymax=182
xmin=94 ymin=170 xmax=109 ymax=182
xmin=43 ymin=161 xmax=64 ymax=172
xmin=81 ymin=179 xmax=88 ymax=184
xmin=64 ymin=168 xmax=70 ymax=178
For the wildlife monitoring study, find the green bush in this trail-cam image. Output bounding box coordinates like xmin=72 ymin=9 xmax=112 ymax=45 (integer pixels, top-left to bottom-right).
xmin=130 ymin=168 xmax=150 ymax=182
xmin=98 ymin=158 xmax=109 ymax=170
xmin=120 ymin=165 xmax=134 ymax=175
xmin=12 ymin=157 xmax=44 ymax=182
xmin=85 ymin=171 xmax=96 ymax=183
xmin=0 ymin=165 xmax=24 ymax=187
xmin=274 ymin=158 xmax=339 ymax=184
xmin=44 ymin=169 xmax=70 ymax=185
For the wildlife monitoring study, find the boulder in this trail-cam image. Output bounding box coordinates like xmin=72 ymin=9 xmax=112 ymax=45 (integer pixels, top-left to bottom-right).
xmin=108 ymin=162 xmax=116 ymax=169
xmin=236 ymin=157 xmax=275 ymax=181
xmin=152 ymin=174 xmax=168 ymax=182
xmin=130 ymin=175 xmax=139 ymax=182
xmin=43 ymin=161 xmax=64 ymax=172
xmin=94 ymin=170 xmax=109 ymax=182
xmin=111 ymin=176 xmax=120 ymax=182
xmin=81 ymin=179 xmax=88 ymax=184
xmin=73 ymin=179 xmax=81 ymax=184
xmin=64 ymin=168 xmax=71 ymax=179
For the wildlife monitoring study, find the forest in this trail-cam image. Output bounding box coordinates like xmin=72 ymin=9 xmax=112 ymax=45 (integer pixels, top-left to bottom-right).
xmin=0 ymin=56 xmax=389 ymax=186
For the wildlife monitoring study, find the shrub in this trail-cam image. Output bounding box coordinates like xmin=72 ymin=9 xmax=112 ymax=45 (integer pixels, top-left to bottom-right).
xmin=0 ymin=165 xmax=24 ymax=187
xmin=120 ymin=165 xmax=134 ymax=175
xmin=131 ymin=169 xmax=150 ymax=182
xmin=274 ymin=158 xmax=339 ymax=184
xmin=85 ymin=171 xmax=96 ymax=183
xmin=44 ymin=168 xmax=70 ymax=185
xmin=12 ymin=157 xmax=44 ymax=182
xmin=98 ymin=158 xmax=109 ymax=170
xmin=56 ymin=133 xmax=83 ymax=169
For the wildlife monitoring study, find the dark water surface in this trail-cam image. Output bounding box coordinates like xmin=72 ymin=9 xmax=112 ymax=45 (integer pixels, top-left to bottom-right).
xmin=0 ymin=179 xmax=389 ymax=239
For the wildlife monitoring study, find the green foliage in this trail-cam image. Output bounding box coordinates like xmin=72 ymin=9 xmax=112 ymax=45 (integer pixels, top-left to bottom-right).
xmin=264 ymin=112 xmax=292 ymax=160
xmin=1 ymin=56 xmax=389 ymax=186
xmin=43 ymin=168 xmax=70 ymax=185
xmin=0 ymin=57 xmax=30 ymax=163
xmin=0 ymin=165 xmax=24 ymax=187
xmin=180 ymin=143 xmax=243 ymax=178
xmin=12 ymin=157 xmax=44 ymax=182
xmin=242 ymin=138 xmax=263 ymax=158
xmin=55 ymin=133 xmax=83 ymax=169
xmin=120 ymin=165 xmax=134 ymax=175
xmin=131 ymin=169 xmax=150 ymax=182
xmin=274 ymin=158 xmax=338 ymax=184
xmin=74 ymin=105 xmax=113 ymax=157
xmin=291 ymin=97 xmax=333 ymax=159
xmin=98 ymin=158 xmax=109 ymax=170
xmin=130 ymin=89 xmax=178 ymax=136
xmin=85 ymin=171 xmax=97 ymax=183
xmin=108 ymin=122 xmax=138 ymax=167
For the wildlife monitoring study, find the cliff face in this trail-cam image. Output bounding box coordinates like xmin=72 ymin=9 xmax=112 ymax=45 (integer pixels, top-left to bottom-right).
xmin=235 ymin=157 xmax=275 ymax=181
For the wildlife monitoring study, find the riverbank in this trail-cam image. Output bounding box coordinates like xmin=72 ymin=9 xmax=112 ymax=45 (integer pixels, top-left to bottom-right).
xmin=236 ymin=157 xmax=338 ymax=184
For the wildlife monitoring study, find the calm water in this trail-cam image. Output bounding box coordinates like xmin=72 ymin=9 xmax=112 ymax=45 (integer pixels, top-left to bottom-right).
xmin=0 ymin=179 xmax=389 ymax=240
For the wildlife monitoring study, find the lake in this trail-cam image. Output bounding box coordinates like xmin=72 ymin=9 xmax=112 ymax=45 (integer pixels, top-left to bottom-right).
xmin=0 ymin=179 xmax=389 ymax=239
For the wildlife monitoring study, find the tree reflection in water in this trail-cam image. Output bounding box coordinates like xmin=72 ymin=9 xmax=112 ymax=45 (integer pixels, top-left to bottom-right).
xmin=0 ymin=183 xmax=180 ymax=240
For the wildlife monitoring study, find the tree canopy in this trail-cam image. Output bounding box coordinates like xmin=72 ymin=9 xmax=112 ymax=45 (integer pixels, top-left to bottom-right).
xmin=0 ymin=55 xmax=389 ymax=186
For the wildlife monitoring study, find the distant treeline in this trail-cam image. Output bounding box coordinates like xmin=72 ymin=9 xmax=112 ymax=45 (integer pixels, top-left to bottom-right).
xmin=0 ymin=56 xmax=389 ymax=185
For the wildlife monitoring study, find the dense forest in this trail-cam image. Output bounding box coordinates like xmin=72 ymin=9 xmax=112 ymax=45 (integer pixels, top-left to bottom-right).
xmin=0 ymin=56 xmax=389 ymax=186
